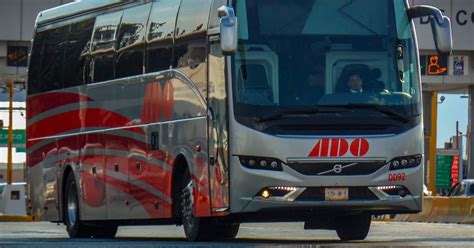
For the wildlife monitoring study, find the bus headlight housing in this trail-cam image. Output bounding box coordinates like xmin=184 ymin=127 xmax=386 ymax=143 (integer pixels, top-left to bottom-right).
xmin=239 ymin=156 xmax=283 ymax=171
xmin=389 ymin=155 xmax=421 ymax=170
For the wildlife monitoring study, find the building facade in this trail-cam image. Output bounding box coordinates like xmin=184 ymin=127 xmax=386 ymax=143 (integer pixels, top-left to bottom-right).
xmin=0 ymin=0 xmax=72 ymax=84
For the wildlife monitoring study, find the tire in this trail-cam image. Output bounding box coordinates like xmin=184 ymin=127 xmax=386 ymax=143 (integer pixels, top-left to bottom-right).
xmin=64 ymin=173 xmax=91 ymax=238
xmin=214 ymin=223 xmax=240 ymax=241
xmin=335 ymin=214 xmax=371 ymax=241
xmin=91 ymin=225 xmax=118 ymax=239
xmin=180 ymin=169 xmax=239 ymax=241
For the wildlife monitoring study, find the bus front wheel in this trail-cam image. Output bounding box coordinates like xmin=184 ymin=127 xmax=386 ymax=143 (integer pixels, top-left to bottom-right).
xmin=335 ymin=214 xmax=371 ymax=241
xmin=180 ymin=169 xmax=239 ymax=241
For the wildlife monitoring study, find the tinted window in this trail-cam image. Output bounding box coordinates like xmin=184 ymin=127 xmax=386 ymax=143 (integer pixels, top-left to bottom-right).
xmin=91 ymin=12 xmax=123 ymax=83
xmin=116 ymin=4 xmax=151 ymax=78
xmin=63 ymin=18 xmax=95 ymax=88
xmin=469 ymin=184 xmax=474 ymax=195
xmin=28 ymin=32 xmax=46 ymax=95
xmin=174 ymin=0 xmax=211 ymax=68
xmin=146 ymin=0 xmax=180 ymax=73
xmin=40 ymin=25 xmax=69 ymax=92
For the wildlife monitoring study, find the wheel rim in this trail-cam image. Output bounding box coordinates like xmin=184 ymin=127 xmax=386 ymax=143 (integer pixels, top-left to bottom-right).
xmin=181 ymin=180 xmax=195 ymax=228
xmin=67 ymin=183 xmax=78 ymax=226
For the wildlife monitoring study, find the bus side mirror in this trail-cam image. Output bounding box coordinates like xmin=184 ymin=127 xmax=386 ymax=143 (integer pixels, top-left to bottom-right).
xmin=218 ymin=6 xmax=238 ymax=55
xmin=408 ymin=5 xmax=453 ymax=55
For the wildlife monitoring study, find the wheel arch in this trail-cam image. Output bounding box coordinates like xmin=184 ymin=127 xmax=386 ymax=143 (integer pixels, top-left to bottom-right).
xmin=172 ymin=154 xmax=190 ymax=222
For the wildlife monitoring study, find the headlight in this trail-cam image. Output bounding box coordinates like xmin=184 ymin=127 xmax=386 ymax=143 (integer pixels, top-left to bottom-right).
xmin=389 ymin=155 xmax=421 ymax=171
xmin=239 ymin=156 xmax=283 ymax=171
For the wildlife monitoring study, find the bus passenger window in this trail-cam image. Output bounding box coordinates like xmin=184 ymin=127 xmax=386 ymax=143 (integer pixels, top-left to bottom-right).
xmin=209 ymin=0 xmax=227 ymax=29
xmin=116 ymin=3 xmax=151 ymax=78
xmin=63 ymin=18 xmax=95 ymax=88
xmin=173 ymin=0 xmax=211 ymax=69
xmin=146 ymin=0 xmax=180 ymax=73
xmin=40 ymin=25 xmax=69 ymax=93
xmin=28 ymin=32 xmax=46 ymax=95
xmin=91 ymin=12 xmax=122 ymax=83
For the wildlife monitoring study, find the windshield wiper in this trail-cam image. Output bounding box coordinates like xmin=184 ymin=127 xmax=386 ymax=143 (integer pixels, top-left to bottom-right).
xmin=255 ymin=108 xmax=324 ymax=123
xmin=325 ymin=104 xmax=411 ymax=123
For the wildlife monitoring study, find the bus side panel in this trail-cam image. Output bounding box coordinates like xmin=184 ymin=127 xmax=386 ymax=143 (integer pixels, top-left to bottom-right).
xmin=163 ymin=75 xmax=210 ymax=217
xmin=26 ymin=88 xmax=90 ymax=221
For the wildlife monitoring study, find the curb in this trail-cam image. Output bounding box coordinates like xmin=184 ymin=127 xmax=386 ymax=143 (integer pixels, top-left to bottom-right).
xmin=0 ymin=215 xmax=34 ymax=222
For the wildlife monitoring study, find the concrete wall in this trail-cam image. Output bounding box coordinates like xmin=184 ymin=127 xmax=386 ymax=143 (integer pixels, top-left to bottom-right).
xmin=0 ymin=0 xmax=73 ymax=84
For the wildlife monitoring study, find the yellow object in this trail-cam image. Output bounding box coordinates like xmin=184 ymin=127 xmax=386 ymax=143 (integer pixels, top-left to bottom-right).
xmin=0 ymin=215 xmax=34 ymax=222
xmin=394 ymin=197 xmax=474 ymax=224
xmin=7 ymin=80 xmax=13 ymax=185
xmin=429 ymin=92 xmax=438 ymax=196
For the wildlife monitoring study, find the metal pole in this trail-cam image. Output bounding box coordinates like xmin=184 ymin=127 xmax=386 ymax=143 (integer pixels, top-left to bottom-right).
xmin=456 ymin=121 xmax=459 ymax=149
xmin=7 ymin=80 xmax=13 ymax=185
xmin=429 ymin=92 xmax=438 ymax=195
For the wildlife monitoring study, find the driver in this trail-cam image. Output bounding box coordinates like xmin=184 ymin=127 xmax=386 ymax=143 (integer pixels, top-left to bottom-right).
xmin=347 ymin=72 xmax=364 ymax=93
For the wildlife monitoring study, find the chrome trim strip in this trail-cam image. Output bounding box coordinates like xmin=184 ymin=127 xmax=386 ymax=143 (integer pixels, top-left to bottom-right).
xmin=317 ymin=162 xmax=358 ymax=175
xmin=207 ymin=27 xmax=220 ymax=36
xmin=286 ymin=157 xmax=386 ymax=163
xmin=276 ymin=134 xmax=396 ymax=139
xmin=212 ymin=207 xmax=229 ymax=212
xmin=28 ymin=116 xmax=206 ymax=142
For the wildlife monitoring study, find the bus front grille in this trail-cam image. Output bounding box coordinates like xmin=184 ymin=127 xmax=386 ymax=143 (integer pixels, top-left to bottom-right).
xmin=287 ymin=161 xmax=386 ymax=176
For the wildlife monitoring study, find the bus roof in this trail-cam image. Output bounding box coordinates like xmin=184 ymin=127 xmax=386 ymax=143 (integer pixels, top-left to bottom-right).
xmin=36 ymin=0 xmax=126 ymax=26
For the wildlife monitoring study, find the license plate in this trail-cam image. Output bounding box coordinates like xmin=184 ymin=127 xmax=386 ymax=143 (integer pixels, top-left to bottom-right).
xmin=325 ymin=187 xmax=349 ymax=201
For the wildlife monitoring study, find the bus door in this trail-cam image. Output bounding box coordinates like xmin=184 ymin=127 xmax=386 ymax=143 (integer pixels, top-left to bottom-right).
xmin=207 ymin=41 xmax=230 ymax=214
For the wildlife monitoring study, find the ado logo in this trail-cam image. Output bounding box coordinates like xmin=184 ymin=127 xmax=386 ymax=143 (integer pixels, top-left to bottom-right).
xmin=308 ymin=138 xmax=370 ymax=158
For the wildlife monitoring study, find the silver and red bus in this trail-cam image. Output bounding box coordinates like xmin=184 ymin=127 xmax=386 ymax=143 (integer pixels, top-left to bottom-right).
xmin=27 ymin=0 xmax=452 ymax=241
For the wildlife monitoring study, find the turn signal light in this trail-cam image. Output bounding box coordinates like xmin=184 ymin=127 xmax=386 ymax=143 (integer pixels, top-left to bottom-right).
xmin=389 ymin=155 xmax=421 ymax=171
xmin=239 ymin=156 xmax=283 ymax=171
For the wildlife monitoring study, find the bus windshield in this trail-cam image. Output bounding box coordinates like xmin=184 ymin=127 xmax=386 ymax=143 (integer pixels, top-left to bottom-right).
xmin=232 ymin=0 xmax=421 ymax=130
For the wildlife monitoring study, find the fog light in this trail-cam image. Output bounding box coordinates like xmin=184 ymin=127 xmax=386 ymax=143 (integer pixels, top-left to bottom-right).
xmin=261 ymin=190 xmax=271 ymax=198
xmin=399 ymin=189 xmax=407 ymax=197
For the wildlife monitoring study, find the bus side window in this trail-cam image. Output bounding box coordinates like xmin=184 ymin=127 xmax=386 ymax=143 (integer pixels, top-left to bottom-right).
xmin=173 ymin=0 xmax=212 ymax=69
xmin=40 ymin=25 xmax=69 ymax=93
xmin=116 ymin=3 xmax=152 ymax=78
xmin=209 ymin=0 xmax=227 ymax=30
xmin=63 ymin=18 xmax=95 ymax=88
xmin=90 ymin=11 xmax=123 ymax=83
xmin=145 ymin=0 xmax=180 ymax=73
xmin=28 ymin=32 xmax=46 ymax=95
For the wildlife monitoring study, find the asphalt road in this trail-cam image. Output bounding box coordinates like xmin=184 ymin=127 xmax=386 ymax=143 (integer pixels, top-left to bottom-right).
xmin=0 ymin=221 xmax=473 ymax=247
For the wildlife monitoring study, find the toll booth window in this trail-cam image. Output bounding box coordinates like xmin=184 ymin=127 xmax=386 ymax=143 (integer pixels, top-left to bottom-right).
xmin=10 ymin=190 xmax=20 ymax=200
xmin=91 ymin=12 xmax=123 ymax=83
xmin=7 ymin=46 xmax=28 ymax=67
xmin=63 ymin=18 xmax=95 ymax=88
xmin=116 ymin=3 xmax=151 ymax=78
xmin=173 ymin=0 xmax=211 ymax=68
xmin=146 ymin=0 xmax=180 ymax=73
xmin=40 ymin=25 xmax=69 ymax=93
